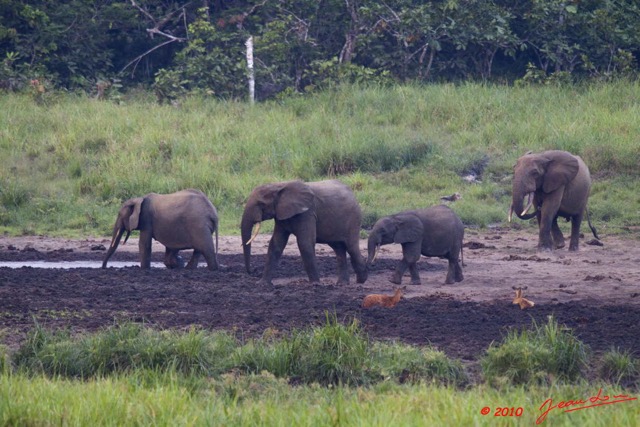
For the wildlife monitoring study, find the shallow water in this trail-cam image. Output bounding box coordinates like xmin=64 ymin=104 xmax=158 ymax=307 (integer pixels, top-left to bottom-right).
xmin=0 ymin=261 xmax=165 ymax=269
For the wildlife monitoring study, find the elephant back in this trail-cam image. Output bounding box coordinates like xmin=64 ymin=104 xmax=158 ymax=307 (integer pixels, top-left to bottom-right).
xmin=308 ymin=180 xmax=362 ymax=241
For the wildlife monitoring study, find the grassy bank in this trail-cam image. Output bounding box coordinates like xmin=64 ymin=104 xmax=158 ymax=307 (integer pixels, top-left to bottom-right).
xmin=1 ymin=82 xmax=639 ymax=237
xmin=1 ymin=317 xmax=638 ymax=426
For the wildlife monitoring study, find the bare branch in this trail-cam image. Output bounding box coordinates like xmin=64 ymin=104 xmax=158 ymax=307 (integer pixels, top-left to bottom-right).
xmin=120 ymin=39 xmax=179 ymax=76
xmin=123 ymin=1 xmax=191 ymax=76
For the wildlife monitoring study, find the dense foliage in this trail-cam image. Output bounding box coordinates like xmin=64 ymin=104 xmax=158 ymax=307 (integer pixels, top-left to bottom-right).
xmin=1 ymin=0 xmax=639 ymax=100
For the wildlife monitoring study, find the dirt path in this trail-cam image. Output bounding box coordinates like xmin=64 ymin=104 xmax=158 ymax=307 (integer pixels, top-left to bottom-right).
xmin=1 ymin=228 xmax=639 ymax=367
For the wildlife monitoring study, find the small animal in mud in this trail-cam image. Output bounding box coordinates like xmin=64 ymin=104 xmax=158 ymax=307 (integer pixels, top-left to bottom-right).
xmin=362 ymin=287 xmax=405 ymax=309
xmin=367 ymin=205 xmax=464 ymax=285
xmin=512 ymin=286 xmax=535 ymax=310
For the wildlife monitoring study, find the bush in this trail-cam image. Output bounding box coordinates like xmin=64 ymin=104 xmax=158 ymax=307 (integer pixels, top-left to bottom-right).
xmin=371 ymin=341 xmax=467 ymax=386
xmin=598 ymin=348 xmax=639 ymax=386
xmin=481 ymin=316 xmax=589 ymax=387
xmin=13 ymin=322 xmax=238 ymax=378
xmin=10 ymin=317 xmax=466 ymax=388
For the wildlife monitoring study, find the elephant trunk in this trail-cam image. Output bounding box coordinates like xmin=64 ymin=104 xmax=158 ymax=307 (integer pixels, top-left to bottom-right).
xmin=509 ymin=182 xmax=536 ymax=222
xmin=241 ymin=210 xmax=260 ymax=274
xmin=102 ymin=225 xmax=126 ymax=268
xmin=366 ymin=234 xmax=381 ymax=266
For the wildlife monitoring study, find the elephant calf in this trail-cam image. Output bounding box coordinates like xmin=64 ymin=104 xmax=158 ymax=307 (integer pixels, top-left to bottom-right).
xmin=368 ymin=205 xmax=464 ymax=285
xmin=102 ymin=189 xmax=219 ymax=270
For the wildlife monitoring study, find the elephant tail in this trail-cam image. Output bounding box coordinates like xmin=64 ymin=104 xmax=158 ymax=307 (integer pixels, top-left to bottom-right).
xmin=586 ymin=208 xmax=599 ymax=240
xmin=215 ymin=221 xmax=219 ymax=266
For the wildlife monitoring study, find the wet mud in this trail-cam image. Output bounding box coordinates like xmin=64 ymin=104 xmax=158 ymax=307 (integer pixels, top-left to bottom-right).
xmin=1 ymin=230 xmax=639 ymax=367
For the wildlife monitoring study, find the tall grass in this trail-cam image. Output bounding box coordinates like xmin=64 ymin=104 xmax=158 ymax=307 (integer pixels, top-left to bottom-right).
xmin=10 ymin=316 xmax=466 ymax=387
xmin=599 ymin=348 xmax=639 ymax=387
xmin=1 ymin=373 xmax=637 ymax=426
xmin=2 ymin=317 xmax=638 ymax=425
xmin=481 ymin=316 xmax=590 ymax=387
xmin=1 ymin=82 xmax=639 ymax=236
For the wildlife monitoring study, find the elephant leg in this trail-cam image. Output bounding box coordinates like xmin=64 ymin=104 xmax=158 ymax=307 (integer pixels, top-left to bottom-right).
xmin=394 ymin=243 xmax=420 ymax=285
xmin=201 ymin=250 xmax=219 ymax=271
xmin=551 ymin=218 xmax=565 ymax=249
xmin=454 ymin=260 xmax=464 ymax=282
xmin=138 ymin=231 xmax=153 ymax=269
xmin=195 ymin=239 xmax=219 ymax=271
xmin=164 ymin=248 xmax=184 ymax=269
xmin=537 ymin=211 xmax=555 ymax=252
xmin=445 ymin=258 xmax=464 ymax=284
xmin=260 ymin=229 xmax=290 ymax=286
xmin=186 ymin=250 xmax=201 ymax=269
xmin=329 ymin=243 xmax=349 ymax=286
xmin=391 ymin=259 xmax=409 ymax=284
xmin=408 ymin=262 xmax=421 ymax=286
xmin=297 ymin=235 xmax=320 ymax=285
xmin=346 ymin=241 xmax=368 ymax=284
xmin=569 ymin=214 xmax=583 ymax=251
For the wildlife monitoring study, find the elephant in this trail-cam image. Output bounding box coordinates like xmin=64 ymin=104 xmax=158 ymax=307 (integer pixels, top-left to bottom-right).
xmin=508 ymin=150 xmax=599 ymax=252
xmin=241 ymin=179 xmax=368 ymax=286
xmin=102 ymin=189 xmax=219 ymax=270
xmin=367 ymin=205 xmax=464 ymax=285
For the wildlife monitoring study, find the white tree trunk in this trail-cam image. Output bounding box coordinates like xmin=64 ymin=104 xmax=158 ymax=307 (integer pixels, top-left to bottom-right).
xmin=245 ymin=36 xmax=255 ymax=104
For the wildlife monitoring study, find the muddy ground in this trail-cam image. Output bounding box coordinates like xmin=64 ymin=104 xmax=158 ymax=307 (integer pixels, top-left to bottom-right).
xmin=1 ymin=227 xmax=639 ymax=372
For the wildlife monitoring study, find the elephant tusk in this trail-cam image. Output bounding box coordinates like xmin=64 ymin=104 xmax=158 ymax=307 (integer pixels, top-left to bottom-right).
xmin=245 ymin=222 xmax=261 ymax=246
xmin=520 ymin=193 xmax=534 ymax=217
xmin=508 ymin=206 xmax=513 ymax=223
xmin=372 ymin=244 xmax=381 ymax=263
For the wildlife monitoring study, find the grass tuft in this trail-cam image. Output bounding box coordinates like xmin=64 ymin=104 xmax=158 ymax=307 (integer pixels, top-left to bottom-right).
xmin=481 ymin=315 xmax=589 ymax=387
xmin=598 ymin=348 xmax=639 ymax=387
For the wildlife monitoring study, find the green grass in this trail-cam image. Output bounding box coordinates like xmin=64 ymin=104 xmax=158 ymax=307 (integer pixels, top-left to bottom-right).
xmin=481 ymin=315 xmax=590 ymax=387
xmin=1 ymin=373 xmax=637 ymax=426
xmin=1 ymin=317 xmax=638 ymax=426
xmin=9 ymin=315 xmax=466 ymax=388
xmin=1 ymin=82 xmax=640 ymax=423
xmin=598 ymin=348 xmax=639 ymax=386
xmin=1 ymin=82 xmax=639 ymax=237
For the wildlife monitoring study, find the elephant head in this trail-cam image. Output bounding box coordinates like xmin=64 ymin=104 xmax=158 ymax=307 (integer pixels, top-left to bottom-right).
xmin=102 ymin=197 xmax=144 ymax=268
xmin=367 ymin=213 xmax=423 ymax=265
xmin=241 ymin=181 xmax=314 ymax=273
xmin=509 ymin=150 xmax=579 ymax=221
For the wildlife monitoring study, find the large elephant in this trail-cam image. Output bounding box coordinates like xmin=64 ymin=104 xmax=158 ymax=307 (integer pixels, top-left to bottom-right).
xmin=508 ymin=150 xmax=598 ymax=252
xmin=241 ymin=179 xmax=368 ymax=286
xmin=367 ymin=205 xmax=464 ymax=285
xmin=102 ymin=189 xmax=219 ymax=270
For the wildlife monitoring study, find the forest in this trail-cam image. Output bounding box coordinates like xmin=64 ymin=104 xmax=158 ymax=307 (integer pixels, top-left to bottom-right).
xmin=1 ymin=0 xmax=639 ymax=101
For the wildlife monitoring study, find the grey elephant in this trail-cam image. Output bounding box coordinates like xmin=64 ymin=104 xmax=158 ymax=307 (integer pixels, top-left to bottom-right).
xmin=241 ymin=179 xmax=368 ymax=286
xmin=367 ymin=205 xmax=464 ymax=285
xmin=508 ymin=150 xmax=598 ymax=252
xmin=102 ymin=189 xmax=219 ymax=270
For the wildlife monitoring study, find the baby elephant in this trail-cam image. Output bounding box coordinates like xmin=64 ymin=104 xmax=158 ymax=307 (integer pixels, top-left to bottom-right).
xmin=367 ymin=205 xmax=464 ymax=285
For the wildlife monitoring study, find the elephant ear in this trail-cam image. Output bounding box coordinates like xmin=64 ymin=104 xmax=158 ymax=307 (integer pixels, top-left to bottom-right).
xmin=393 ymin=213 xmax=423 ymax=244
xmin=543 ymin=151 xmax=579 ymax=193
xmin=125 ymin=197 xmax=144 ymax=231
xmin=275 ymin=181 xmax=314 ymax=220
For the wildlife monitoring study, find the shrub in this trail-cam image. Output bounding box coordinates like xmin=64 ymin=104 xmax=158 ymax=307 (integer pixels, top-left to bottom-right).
xmin=371 ymin=341 xmax=467 ymax=386
xmin=598 ymin=348 xmax=639 ymax=386
xmin=481 ymin=316 xmax=589 ymax=387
